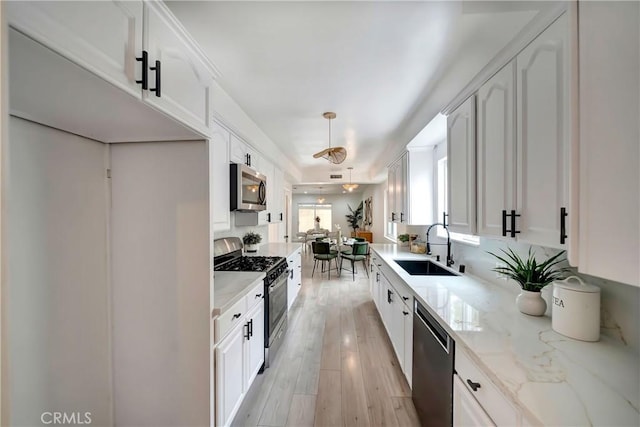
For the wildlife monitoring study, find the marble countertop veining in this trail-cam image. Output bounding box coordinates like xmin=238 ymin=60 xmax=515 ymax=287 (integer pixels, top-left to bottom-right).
xmin=212 ymin=271 xmax=265 ymax=318
xmin=370 ymin=244 xmax=640 ymax=427
xmin=245 ymin=242 xmax=302 ymax=258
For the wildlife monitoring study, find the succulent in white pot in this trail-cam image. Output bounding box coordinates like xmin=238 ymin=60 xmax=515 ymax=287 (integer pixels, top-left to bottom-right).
xmin=242 ymin=231 xmax=262 ymax=253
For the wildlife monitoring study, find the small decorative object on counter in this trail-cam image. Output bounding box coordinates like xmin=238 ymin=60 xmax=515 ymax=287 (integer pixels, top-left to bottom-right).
xmin=242 ymin=231 xmax=262 ymax=253
xmin=488 ymin=248 xmax=569 ymax=316
xmin=552 ymin=276 xmax=601 ymax=341
xmin=314 ymin=216 xmax=321 ymax=231
xmin=397 ymin=234 xmax=410 ymax=246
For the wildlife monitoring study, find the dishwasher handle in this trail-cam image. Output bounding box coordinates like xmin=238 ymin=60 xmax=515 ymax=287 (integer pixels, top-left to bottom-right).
xmin=415 ymin=301 xmax=451 ymax=354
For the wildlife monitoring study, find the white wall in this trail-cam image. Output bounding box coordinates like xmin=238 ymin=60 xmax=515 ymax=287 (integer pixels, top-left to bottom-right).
xmin=110 ymin=141 xmax=209 ymax=426
xmin=6 ymin=117 xmax=111 ymax=425
xmin=291 ymin=193 xmax=363 ymax=237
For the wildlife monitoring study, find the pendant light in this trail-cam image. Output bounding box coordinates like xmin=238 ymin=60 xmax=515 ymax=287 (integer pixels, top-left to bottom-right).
xmin=313 ymin=112 xmax=347 ymax=164
xmin=342 ymin=167 xmax=359 ymax=192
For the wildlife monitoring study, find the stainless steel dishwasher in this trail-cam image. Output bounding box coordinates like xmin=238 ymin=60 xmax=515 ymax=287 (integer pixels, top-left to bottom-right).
xmin=412 ymin=300 xmax=455 ymax=426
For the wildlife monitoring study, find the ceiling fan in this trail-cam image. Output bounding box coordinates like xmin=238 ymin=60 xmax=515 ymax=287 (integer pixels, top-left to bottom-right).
xmin=313 ymin=112 xmax=347 ymax=164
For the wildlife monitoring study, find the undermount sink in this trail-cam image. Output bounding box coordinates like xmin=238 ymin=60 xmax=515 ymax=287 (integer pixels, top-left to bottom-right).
xmin=394 ymin=259 xmax=460 ymax=276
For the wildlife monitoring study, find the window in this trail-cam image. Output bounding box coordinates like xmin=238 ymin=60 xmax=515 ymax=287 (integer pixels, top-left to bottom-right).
xmin=298 ymin=204 xmax=332 ymax=232
xmin=436 ymin=156 xmax=479 ymax=245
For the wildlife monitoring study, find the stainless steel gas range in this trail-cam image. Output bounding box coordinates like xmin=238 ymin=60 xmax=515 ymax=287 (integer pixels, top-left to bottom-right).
xmin=213 ymin=237 xmax=288 ymax=369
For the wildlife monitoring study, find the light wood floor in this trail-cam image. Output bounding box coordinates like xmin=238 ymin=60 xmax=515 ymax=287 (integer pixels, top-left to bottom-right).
xmin=232 ymin=251 xmax=421 ymax=427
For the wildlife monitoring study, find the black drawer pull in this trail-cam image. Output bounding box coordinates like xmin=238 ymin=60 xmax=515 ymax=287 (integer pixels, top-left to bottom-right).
xmin=560 ymin=207 xmax=568 ymax=244
xmin=232 ymin=313 xmax=242 ymax=320
xmin=149 ymin=60 xmax=161 ymax=97
xmin=255 ymin=293 xmax=262 ymax=299
xmin=403 ymin=310 xmax=409 ymax=316
xmin=244 ymin=322 xmax=250 ymax=340
xmin=135 ymin=50 xmax=148 ymax=89
xmin=402 ymin=296 xmax=409 ymax=301
xmin=466 ymin=379 xmax=481 ymax=392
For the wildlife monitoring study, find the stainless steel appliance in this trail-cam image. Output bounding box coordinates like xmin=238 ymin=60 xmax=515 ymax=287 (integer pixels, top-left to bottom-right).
xmin=412 ymin=300 xmax=455 ymax=426
xmin=213 ymin=237 xmax=288 ymax=369
xmin=230 ymin=163 xmax=267 ymax=211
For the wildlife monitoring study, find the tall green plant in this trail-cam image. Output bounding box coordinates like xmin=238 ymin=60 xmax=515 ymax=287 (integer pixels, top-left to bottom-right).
xmin=488 ymin=248 xmax=569 ymax=292
xmin=345 ymin=201 xmax=364 ymax=233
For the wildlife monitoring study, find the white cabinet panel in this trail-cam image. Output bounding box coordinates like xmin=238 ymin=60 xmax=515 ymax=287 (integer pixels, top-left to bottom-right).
xmin=287 ymin=249 xmax=302 ymax=310
xmin=447 ymin=96 xmax=476 ymax=234
xmin=216 ymin=326 xmax=245 ymax=427
xmin=387 ymin=153 xmax=408 ymax=224
xmin=477 ymin=62 xmax=516 ymax=238
xmin=578 ymin=1 xmax=639 ymax=286
xmin=402 ymin=300 xmax=413 ymax=388
xmin=453 ymin=375 xmax=496 ymax=427
xmin=211 ymin=122 xmax=231 ymax=232
xmin=7 ymin=0 xmax=143 ymax=98
xmin=144 ymin=2 xmax=213 ymax=136
xmin=244 ymin=302 xmax=265 ymax=390
xmin=516 ymin=14 xmax=570 ymax=249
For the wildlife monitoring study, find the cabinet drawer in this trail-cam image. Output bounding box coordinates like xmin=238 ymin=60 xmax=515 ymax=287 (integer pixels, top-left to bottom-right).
xmin=215 ymin=298 xmax=247 ymax=344
xmin=246 ymin=282 xmax=265 ymax=310
xmin=455 ymin=347 xmax=518 ymax=426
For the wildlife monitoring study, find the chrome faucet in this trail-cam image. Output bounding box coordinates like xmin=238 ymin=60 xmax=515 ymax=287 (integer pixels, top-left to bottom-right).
xmin=426 ymin=223 xmax=454 ymax=267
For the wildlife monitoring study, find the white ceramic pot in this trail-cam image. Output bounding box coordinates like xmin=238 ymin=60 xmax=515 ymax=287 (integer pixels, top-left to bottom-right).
xmin=516 ymin=289 xmax=547 ymax=316
xmin=552 ymin=276 xmax=600 ymax=341
xmin=244 ymin=243 xmax=258 ymax=253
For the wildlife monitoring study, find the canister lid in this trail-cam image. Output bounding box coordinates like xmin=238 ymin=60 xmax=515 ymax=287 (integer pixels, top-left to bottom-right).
xmin=553 ymin=276 xmax=600 ymax=293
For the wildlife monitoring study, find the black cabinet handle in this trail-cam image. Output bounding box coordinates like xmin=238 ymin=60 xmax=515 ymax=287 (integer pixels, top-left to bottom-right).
xmin=376 ymin=272 xmax=380 ymax=282
xmin=403 ymin=310 xmax=409 ymax=316
xmin=391 ymin=212 xmax=396 ymax=222
xmin=280 ymin=213 xmax=283 ymax=221
xmin=149 ymin=60 xmax=161 ymax=97
xmin=290 ymin=269 xmax=294 ymax=280
xmin=249 ymin=319 xmax=253 ymax=337
xmin=267 ymin=213 xmax=271 ymax=223
xmin=402 ymin=296 xmax=409 ymax=301
xmin=466 ymin=379 xmax=481 ymax=392
xmin=502 ymin=210 xmax=507 ymax=237
xmin=136 ymin=50 xmax=148 ymax=89
xmin=443 ymin=212 xmax=448 ymax=227
xmin=400 ymin=212 xmax=404 ymax=223
xmin=248 ymin=154 xmax=252 ymax=167
xmin=244 ymin=322 xmax=250 ymax=340
xmin=387 ymin=289 xmax=393 ymax=304
xmin=298 ymin=282 xmax=301 ymax=286
xmin=560 ymin=207 xmax=568 ymax=244
xmin=232 ymin=313 xmax=242 ymax=320
xmin=245 ymin=153 xmax=250 ymax=166
xmin=503 ymin=210 xmax=521 ymax=238
xmin=255 ymin=293 xmax=262 ymax=299
xmin=510 ymin=210 xmax=520 ymax=238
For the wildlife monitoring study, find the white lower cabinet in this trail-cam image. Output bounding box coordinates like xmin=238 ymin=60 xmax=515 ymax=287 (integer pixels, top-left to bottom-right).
xmin=215 ymin=297 xmax=265 ymax=427
xmin=287 ymin=248 xmax=302 ymax=310
xmin=454 ymin=375 xmax=495 ymax=427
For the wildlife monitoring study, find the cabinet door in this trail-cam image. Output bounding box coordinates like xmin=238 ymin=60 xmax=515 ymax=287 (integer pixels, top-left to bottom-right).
xmin=244 ymin=302 xmax=265 ymax=390
xmin=402 ymin=302 xmax=413 ymax=388
xmin=477 ymin=62 xmax=516 ymax=238
xmin=272 ymin=167 xmax=285 ymax=223
xmin=516 ymin=14 xmax=570 ymax=249
xmin=229 ymin=134 xmax=248 ymax=165
xmin=144 ymin=2 xmax=214 ymax=136
xmin=287 ymin=253 xmax=300 ymax=310
xmin=7 ymin=1 xmax=143 ymax=98
xmin=211 ymin=122 xmax=231 ymax=232
xmin=453 ymin=375 xmax=496 ymax=427
xmin=578 ymin=1 xmax=639 ymax=285
xmin=395 ymin=153 xmax=408 ymax=223
xmin=387 ymin=164 xmax=397 ymax=222
xmin=216 ymin=326 xmax=245 ymax=427
xmin=447 ymin=96 xmax=477 ymax=234
xmin=388 ymin=286 xmax=405 ymax=367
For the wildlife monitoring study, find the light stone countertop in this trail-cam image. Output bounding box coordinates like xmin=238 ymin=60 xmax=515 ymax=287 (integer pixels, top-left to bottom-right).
xmin=212 ymin=271 xmax=265 ymax=318
xmin=245 ymin=242 xmax=302 ymax=258
xmin=370 ymin=243 xmax=640 ymax=427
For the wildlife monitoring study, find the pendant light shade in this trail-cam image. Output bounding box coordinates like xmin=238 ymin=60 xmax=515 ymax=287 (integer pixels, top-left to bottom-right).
xmin=313 ymin=112 xmax=347 ymax=164
xmin=342 ymin=167 xmax=359 ymax=192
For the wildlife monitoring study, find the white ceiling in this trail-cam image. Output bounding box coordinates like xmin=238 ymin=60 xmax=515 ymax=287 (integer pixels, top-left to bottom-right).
xmin=167 ymin=1 xmax=552 ymax=185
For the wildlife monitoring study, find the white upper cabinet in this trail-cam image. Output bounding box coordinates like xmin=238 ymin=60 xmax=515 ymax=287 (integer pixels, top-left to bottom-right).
xmin=407 ymin=147 xmax=434 ymax=226
xmin=578 ymin=2 xmax=639 ymax=286
xmin=7 ymin=0 xmax=143 ymax=98
xmin=516 ymin=13 xmax=570 ymax=250
xmin=387 ymin=153 xmax=408 ymax=224
xmin=211 ymin=121 xmax=231 ymax=232
xmin=144 ymin=2 xmax=214 ymax=136
xmin=477 ymin=62 xmax=516 ymax=238
xmin=271 ymin=167 xmax=285 ymax=223
xmin=447 ymin=95 xmax=476 ymax=234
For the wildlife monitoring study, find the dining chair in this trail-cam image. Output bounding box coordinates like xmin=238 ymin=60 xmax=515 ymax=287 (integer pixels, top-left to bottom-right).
xmin=340 ymin=241 xmax=370 ymax=281
xmin=311 ymin=241 xmax=338 ymax=279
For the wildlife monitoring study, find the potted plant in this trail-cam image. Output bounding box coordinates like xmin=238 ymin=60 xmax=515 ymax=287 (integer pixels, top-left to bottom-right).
xmin=242 ymin=231 xmax=262 ymax=253
xmin=397 ymin=234 xmax=410 ymax=246
xmin=345 ymin=201 xmax=363 ymax=236
xmin=488 ymin=248 xmax=569 ymax=316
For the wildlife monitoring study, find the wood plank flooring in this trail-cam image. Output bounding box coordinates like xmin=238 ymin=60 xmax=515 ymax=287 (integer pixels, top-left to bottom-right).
xmin=232 ymin=251 xmax=420 ymax=427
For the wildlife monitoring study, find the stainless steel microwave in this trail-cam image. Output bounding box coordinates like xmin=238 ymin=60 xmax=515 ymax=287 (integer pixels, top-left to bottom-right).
xmin=230 ymin=163 xmax=267 ymax=211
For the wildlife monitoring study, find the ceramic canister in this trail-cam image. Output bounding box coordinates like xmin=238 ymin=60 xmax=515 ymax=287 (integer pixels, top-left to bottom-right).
xmin=552 ymin=276 xmax=601 ymax=341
